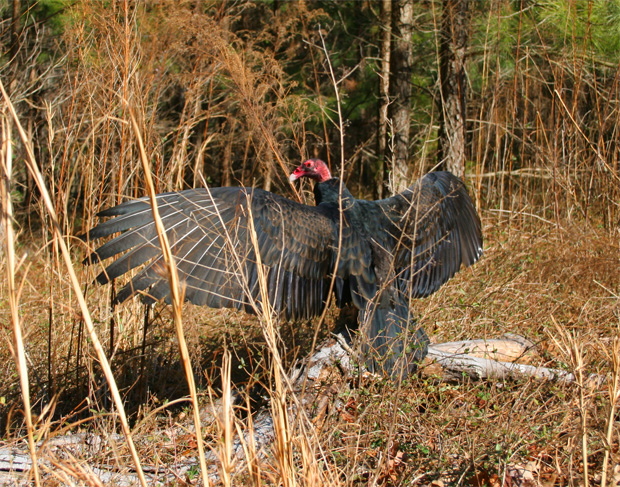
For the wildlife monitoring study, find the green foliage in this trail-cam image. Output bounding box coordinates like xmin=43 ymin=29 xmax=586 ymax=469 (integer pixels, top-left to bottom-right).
xmin=469 ymin=0 xmax=620 ymax=86
xmin=531 ymin=0 xmax=620 ymax=61
xmin=29 ymin=0 xmax=73 ymax=35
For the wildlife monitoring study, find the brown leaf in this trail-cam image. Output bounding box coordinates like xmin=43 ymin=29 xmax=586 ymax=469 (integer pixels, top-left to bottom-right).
xmin=470 ymin=468 xmax=501 ymax=487
xmin=340 ymin=396 xmax=358 ymax=423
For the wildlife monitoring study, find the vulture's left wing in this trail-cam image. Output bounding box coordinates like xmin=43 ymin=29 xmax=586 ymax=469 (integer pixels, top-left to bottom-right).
xmin=369 ymin=171 xmax=483 ymax=298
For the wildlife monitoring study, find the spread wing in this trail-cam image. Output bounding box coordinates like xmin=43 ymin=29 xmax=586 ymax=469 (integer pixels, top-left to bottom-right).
xmin=364 ymin=171 xmax=483 ymax=299
xmin=82 ymin=187 xmax=339 ymax=319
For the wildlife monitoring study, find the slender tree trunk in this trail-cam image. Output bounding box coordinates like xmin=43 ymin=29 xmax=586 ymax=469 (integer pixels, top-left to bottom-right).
xmin=387 ymin=0 xmax=413 ymax=193
xmin=377 ymin=0 xmax=392 ymax=198
xmin=10 ymin=0 xmax=21 ymax=59
xmin=438 ymin=0 xmax=468 ymax=178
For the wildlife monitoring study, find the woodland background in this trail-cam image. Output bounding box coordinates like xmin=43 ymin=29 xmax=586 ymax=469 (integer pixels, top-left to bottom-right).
xmin=0 ymin=1 xmax=619 ymax=486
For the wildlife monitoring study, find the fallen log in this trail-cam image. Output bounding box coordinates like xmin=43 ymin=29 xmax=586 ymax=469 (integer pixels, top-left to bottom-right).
xmin=426 ymin=333 xmax=537 ymax=363
xmin=425 ymin=346 xmax=574 ymax=382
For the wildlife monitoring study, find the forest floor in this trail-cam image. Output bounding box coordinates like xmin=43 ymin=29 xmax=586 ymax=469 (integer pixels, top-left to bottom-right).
xmin=0 ymin=211 xmax=618 ymax=486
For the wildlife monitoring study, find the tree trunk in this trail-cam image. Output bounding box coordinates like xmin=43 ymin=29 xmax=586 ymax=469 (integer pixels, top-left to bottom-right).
xmin=386 ymin=0 xmax=413 ymax=193
xmin=377 ymin=0 xmax=392 ymax=198
xmin=10 ymin=0 xmax=21 ymax=59
xmin=438 ymin=0 xmax=468 ymax=179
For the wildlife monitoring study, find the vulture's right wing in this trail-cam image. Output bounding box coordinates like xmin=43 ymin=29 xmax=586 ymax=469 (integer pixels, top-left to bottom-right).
xmin=82 ymin=187 xmax=340 ymax=319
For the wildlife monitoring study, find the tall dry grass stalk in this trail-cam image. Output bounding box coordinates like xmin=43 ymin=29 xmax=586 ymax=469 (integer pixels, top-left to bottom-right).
xmin=291 ymin=28 xmax=348 ymax=401
xmin=214 ymin=349 xmax=234 ymax=487
xmin=549 ymin=316 xmax=591 ymax=487
xmin=601 ymin=336 xmax=620 ymax=487
xmin=245 ymin=207 xmax=297 ymax=487
xmin=131 ymin=112 xmax=211 ymax=486
xmin=0 ymin=79 xmax=149 ymax=487
xmin=1 ymin=105 xmax=41 ymax=487
xmin=246 ymin=206 xmax=339 ymax=487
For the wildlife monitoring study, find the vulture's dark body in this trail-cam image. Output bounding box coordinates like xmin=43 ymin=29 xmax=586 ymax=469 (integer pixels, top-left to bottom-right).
xmin=84 ymin=172 xmax=483 ymax=376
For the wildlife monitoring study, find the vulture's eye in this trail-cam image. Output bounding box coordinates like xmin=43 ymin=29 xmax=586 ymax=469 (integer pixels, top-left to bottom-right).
xmin=305 ymin=161 xmax=312 ymax=167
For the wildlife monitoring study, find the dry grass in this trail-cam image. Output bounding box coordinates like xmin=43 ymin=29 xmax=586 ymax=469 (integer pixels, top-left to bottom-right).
xmin=1 ymin=1 xmax=619 ymax=485
xmin=0 ymin=212 xmax=618 ymax=485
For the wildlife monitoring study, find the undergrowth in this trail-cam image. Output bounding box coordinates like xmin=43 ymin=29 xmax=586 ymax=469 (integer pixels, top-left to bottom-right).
xmin=1 ymin=1 xmax=619 ymax=485
xmin=0 ymin=214 xmax=618 ymax=485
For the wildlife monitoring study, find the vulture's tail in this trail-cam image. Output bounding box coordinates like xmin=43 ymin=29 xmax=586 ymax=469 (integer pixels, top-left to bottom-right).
xmin=359 ymin=299 xmax=429 ymax=378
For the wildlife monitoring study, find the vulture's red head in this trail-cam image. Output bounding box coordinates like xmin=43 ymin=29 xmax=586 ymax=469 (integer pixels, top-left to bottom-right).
xmin=289 ymin=159 xmax=332 ymax=183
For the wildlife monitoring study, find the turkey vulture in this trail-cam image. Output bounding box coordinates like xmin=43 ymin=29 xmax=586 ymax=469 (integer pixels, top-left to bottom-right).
xmin=82 ymin=159 xmax=482 ymax=376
